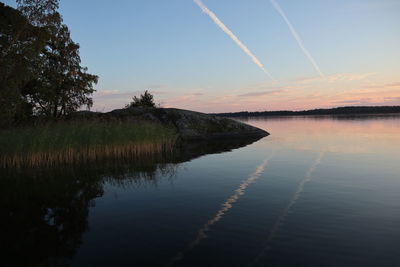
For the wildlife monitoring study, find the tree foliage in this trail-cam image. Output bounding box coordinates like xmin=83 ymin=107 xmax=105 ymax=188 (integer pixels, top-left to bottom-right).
xmin=126 ymin=90 xmax=156 ymax=108
xmin=16 ymin=0 xmax=59 ymax=27
xmin=17 ymin=0 xmax=98 ymax=118
xmin=0 ymin=0 xmax=98 ymax=126
xmin=0 ymin=3 xmax=47 ymax=125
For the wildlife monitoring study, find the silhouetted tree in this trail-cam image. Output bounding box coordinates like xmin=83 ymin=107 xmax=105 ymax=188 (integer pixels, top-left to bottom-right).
xmin=0 ymin=1 xmax=98 ymax=125
xmin=0 ymin=3 xmax=47 ymax=125
xmin=126 ymin=90 xmax=156 ymax=108
xmin=17 ymin=0 xmax=98 ymax=118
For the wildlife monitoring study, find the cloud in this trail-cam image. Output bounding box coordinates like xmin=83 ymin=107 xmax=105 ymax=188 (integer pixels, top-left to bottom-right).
xmin=161 ymin=91 xmax=206 ymax=109
xmin=91 ymin=72 xmax=399 ymax=113
xmin=93 ymin=90 xmax=139 ymax=99
xmin=94 ymin=89 xmax=166 ymax=99
xmin=314 ymin=87 xmax=400 ymax=107
xmin=332 ymin=99 xmax=364 ymax=105
xmin=294 ymin=73 xmax=375 ymax=84
xmin=384 ymin=96 xmax=400 ymax=101
xmin=333 ymin=96 xmax=400 ymax=106
xmin=96 ymin=90 xmax=120 ymax=96
xmin=364 ymin=82 xmax=400 ymax=89
xmin=145 ymin=84 xmax=168 ymax=89
xmin=238 ymin=89 xmax=288 ymax=97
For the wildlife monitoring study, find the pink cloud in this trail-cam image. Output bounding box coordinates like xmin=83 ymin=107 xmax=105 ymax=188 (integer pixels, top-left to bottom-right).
xmin=294 ymin=73 xmax=375 ymax=84
xmin=91 ymin=72 xmax=400 ymax=113
xmin=364 ymin=82 xmax=400 ymax=89
xmin=238 ymin=89 xmax=288 ymax=97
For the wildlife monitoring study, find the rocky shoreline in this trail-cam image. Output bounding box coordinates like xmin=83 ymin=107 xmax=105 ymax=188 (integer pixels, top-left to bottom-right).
xmin=71 ymin=107 xmax=269 ymax=141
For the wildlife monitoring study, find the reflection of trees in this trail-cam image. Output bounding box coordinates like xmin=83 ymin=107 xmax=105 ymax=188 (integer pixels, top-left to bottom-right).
xmin=236 ymin=114 xmax=400 ymax=123
xmin=0 ymin=136 xmax=263 ymax=266
xmin=0 ymin=160 xmax=177 ymax=266
xmin=0 ymin=168 xmax=103 ymax=266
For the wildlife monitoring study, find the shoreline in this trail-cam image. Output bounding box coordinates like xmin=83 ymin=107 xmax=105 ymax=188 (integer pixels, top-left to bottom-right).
xmin=0 ymin=107 xmax=268 ymax=168
xmin=213 ymin=106 xmax=400 ymax=117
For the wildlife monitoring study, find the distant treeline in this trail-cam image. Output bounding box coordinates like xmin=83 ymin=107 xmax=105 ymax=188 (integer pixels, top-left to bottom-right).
xmin=214 ymin=106 xmax=400 ymax=117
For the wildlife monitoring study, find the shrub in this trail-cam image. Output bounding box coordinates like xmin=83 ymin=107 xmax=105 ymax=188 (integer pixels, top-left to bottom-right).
xmin=125 ymin=90 xmax=156 ymax=108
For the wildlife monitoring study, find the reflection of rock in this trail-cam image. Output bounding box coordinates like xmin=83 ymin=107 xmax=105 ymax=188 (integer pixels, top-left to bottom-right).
xmin=0 ymin=134 xmax=265 ymax=266
xmin=173 ymin=136 xmax=264 ymax=162
xmin=71 ymin=107 xmax=269 ymax=140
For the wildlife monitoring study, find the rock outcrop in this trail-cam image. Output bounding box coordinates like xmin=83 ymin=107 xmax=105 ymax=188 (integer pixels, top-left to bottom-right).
xmin=71 ymin=107 xmax=269 ymax=140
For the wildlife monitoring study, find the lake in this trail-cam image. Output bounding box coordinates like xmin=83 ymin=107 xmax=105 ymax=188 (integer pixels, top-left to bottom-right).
xmin=2 ymin=115 xmax=400 ymax=266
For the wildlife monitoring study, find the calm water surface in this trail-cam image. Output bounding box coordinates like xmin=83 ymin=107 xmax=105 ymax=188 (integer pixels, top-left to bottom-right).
xmin=2 ymin=115 xmax=400 ymax=266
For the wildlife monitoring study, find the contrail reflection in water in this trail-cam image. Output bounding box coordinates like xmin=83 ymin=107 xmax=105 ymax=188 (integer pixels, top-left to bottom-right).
xmin=251 ymin=151 xmax=325 ymax=265
xmin=171 ymin=153 xmax=274 ymax=264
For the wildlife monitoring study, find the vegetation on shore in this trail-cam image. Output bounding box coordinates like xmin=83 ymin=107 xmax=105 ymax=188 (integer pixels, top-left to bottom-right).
xmin=0 ymin=121 xmax=177 ymax=168
xmin=1 ymin=0 xmax=170 ymax=169
xmin=125 ymin=90 xmax=156 ymax=108
xmin=215 ymin=106 xmax=400 ymax=117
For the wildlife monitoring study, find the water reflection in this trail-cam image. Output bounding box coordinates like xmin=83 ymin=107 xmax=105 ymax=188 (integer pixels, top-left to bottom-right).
xmin=172 ymin=136 xmax=264 ymax=163
xmin=172 ymin=153 xmax=274 ymax=264
xmin=237 ymin=113 xmax=400 ymax=122
xmin=239 ymin=115 xmax=400 ymax=155
xmin=0 ymin=137 xmax=262 ymax=266
xmin=4 ymin=115 xmax=399 ymax=267
xmin=1 ymin=166 xmax=103 ymax=266
xmin=252 ymin=151 xmax=325 ymax=265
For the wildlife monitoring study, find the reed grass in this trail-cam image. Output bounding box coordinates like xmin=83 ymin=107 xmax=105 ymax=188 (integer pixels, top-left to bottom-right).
xmin=0 ymin=121 xmax=177 ymax=168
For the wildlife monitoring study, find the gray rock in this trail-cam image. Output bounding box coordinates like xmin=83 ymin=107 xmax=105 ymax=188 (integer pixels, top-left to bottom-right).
xmin=70 ymin=107 xmax=269 ymax=140
xmin=157 ymin=108 xmax=269 ymax=140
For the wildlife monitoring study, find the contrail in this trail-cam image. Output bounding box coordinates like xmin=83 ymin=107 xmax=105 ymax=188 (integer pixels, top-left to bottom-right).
xmin=270 ymin=0 xmax=324 ymax=77
xmin=251 ymin=151 xmax=325 ymax=265
xmin=194 ymin=0 xmax=275 ymax=80
xmin=171 ymin=154 xmax=274 ymax=264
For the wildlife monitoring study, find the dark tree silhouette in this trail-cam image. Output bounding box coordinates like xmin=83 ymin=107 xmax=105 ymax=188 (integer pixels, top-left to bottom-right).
xmin=215 ymin=106 xmax=400 ymax=117
xmin=1 ymin=1 xmax=98 ymax=125
xmin=0 ymin=3 xmax=47 ymax=125
xmin=17 ymin=0 xmax=98 ymax=118
xmin=125 ymin=90 xmax=156 ymax=108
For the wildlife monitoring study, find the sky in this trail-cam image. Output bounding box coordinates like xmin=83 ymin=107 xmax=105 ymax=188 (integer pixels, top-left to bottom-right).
xmin=4 ymin=0 xmax=400 ymax=112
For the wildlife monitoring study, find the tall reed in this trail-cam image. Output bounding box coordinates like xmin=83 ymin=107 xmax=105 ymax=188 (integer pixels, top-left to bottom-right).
xmin=0 ymin=121 xmax=177 ymax=168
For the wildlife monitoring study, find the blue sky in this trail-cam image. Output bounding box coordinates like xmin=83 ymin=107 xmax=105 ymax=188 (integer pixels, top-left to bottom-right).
xmin=4 ymin=0 xmax=400 ymax=112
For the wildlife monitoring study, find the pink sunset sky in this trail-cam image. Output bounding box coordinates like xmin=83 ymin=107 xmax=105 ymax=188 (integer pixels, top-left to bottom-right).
xmin=92 ymin=72 xmax=400 ymax=113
